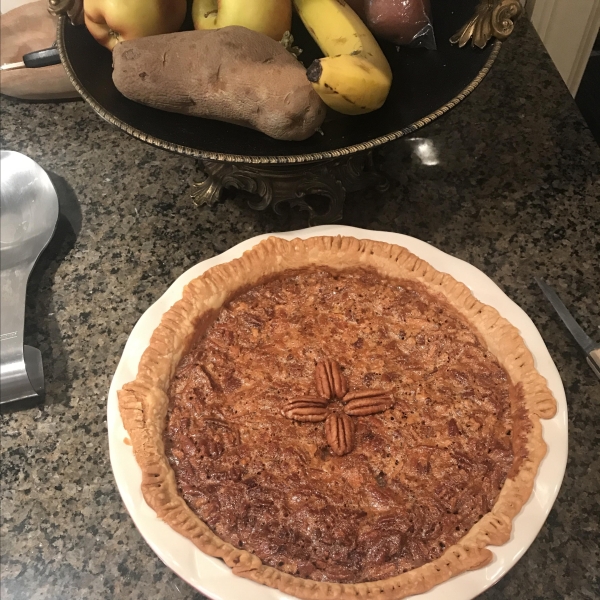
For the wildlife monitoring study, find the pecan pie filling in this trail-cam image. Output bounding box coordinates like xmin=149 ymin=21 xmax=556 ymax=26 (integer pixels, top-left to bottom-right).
xmin=164 ymin=268 xmax=520 ymax=584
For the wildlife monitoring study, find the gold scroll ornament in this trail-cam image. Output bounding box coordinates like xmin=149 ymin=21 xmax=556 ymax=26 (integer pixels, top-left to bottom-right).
xmin=47 ymin=0 xmax=84 ymax=25
xmin=451 ymin=0 xmax=523 ymax=49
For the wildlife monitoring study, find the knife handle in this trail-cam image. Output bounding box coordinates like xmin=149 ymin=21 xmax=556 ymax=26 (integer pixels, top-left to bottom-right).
xmin=22 ymin=47 xmax=61 ymax=69
xmin=587 ymin=348 xmax=600 ymax=380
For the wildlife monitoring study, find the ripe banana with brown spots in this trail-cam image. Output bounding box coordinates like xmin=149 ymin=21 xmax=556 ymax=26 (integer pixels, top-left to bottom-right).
xmin=294 ymin=0 xmax=392 ymax=115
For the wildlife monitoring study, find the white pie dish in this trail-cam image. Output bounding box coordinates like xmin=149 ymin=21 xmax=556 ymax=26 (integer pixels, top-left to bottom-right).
xmin=107 ymin=224 xmax=568 ymax=600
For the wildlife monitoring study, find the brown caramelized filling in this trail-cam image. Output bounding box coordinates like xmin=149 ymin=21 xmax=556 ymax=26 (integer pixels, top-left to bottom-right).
xmin=164 ymin=268 xmax=522 ymax=583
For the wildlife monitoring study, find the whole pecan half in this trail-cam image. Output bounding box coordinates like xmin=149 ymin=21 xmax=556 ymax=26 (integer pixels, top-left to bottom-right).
xmin=325 ymin=412 xmax=355 ymax=456
xmin=343 ymin=389 xmax=394 ymax=416
xmin=282 ymin=398 xmax=328 ymax=422
xmin=315 ymin=359 xmax=347 ymax=400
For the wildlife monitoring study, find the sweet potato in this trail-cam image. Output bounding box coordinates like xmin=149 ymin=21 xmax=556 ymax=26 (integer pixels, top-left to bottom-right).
xmin=112 ymin=26 xmax=326 ymax=141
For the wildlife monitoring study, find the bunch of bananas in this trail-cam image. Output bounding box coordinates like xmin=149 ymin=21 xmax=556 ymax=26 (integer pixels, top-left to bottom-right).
xmin=294 ymin=0 xmax=392 ymax=115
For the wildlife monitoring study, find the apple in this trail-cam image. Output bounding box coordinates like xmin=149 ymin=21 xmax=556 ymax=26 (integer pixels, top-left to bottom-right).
xmin=192 ymin=0 xmax=292 ymax=41
xmin=84 ymin=0 xmax=187 ymax=51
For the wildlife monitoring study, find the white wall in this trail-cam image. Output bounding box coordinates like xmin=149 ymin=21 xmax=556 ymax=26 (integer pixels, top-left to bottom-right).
xmin=529 ymin=0 xmax=600 ymax=95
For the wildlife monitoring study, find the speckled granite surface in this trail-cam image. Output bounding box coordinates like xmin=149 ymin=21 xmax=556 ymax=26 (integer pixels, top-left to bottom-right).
xmin=1 ymin=17 xmax=599 ymax=600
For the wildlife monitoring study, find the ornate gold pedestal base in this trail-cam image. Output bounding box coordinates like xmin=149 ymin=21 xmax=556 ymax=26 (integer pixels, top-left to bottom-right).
xmin=191 ymin=152 xmax=389 ymax=225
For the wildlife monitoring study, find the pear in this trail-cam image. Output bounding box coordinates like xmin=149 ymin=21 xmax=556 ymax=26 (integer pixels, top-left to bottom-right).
xmin=192 ymin=0 xmax=292 ymax=41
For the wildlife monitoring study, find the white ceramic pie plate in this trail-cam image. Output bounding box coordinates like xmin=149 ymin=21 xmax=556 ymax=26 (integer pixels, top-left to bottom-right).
xmin=107 ymin=225 xmax=568 ymax=600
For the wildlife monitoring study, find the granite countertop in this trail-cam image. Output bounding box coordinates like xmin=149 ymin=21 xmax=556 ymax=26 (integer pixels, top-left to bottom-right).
xmin=1 ymin=17 xmax=599 ymax=600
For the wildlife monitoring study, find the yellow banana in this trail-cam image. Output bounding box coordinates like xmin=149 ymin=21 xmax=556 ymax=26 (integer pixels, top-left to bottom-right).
xmin=293 ymin=0 xmax=392 ymax=115
xmin=306 ymin=53 xmax=391 ymax=115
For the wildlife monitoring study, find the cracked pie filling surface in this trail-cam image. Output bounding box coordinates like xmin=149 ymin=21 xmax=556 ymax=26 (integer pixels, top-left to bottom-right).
xmin=118 ymin=236 xmax=556 ymax=599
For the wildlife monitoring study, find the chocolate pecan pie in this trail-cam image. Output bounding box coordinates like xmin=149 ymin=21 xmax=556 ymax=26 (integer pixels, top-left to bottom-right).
xmin=118 ymin=236 xmax=556 ymax=599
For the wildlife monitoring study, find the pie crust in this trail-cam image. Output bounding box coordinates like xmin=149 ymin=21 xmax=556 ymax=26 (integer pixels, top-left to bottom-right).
xmin=118 ymin=236 xmax=556 ymax=599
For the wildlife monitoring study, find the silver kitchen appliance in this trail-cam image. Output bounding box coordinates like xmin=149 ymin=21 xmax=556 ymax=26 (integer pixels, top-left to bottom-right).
xmin=1 ymin=151 xmax=59 ymax=408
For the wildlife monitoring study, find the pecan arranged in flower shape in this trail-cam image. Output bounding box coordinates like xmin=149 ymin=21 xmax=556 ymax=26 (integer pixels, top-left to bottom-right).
xmin=282 ymin=360 xmax=394 ymax=456
xmin=315 ymin=359 xmax=347 ymax=399
xmin=283 ymin=398 xmax=328 ymax=422
xmin=326 ymin=412 xmax=354 ymax=456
